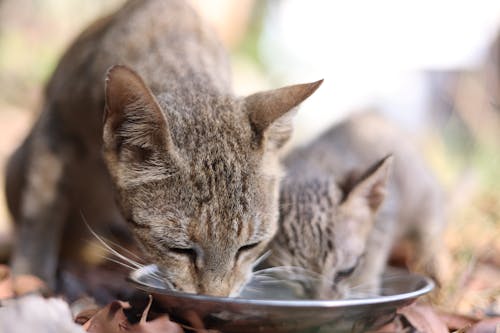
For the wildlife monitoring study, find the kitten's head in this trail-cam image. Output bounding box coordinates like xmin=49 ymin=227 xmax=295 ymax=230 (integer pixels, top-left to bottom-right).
xmin=267 ymin=156 xmax=392 ymax=299
xmin=102 ymin=65 xmax=321 ymax=296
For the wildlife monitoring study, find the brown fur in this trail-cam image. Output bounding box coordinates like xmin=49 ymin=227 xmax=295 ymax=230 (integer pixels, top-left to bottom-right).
xmin=267 ymin=111 xmax=446 ymax=299
xmin=4 ymin=0 xmax=321 ymax=296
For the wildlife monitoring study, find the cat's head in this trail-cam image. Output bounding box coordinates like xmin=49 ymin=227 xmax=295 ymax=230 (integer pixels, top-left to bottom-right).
xmin=267 ymin=156 xmax=392 ymax=299
xmin=102 ymin=65 xmax=321 ymax=296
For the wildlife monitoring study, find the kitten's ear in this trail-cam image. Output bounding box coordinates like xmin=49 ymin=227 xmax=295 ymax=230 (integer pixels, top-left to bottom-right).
xmin=244 ymin=80 xmax=323 ymax=149
xmin=343 ymin=155 xmax=393 ymax=212
xmin=103 ymin=65 xmax=171 ymax=154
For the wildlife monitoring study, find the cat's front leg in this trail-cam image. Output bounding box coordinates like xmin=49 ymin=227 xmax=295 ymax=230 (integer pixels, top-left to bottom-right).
xmin=8 ymin=130 xmax=70 ymax=289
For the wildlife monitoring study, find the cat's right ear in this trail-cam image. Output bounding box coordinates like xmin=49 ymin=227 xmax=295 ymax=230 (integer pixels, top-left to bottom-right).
xmin=103 ymin=65 xmax=171 ymax=154
xmin=343 ymin=155 xmax=393 ymax=212
xmin=244 ymin=80 xmax=323 ymax=150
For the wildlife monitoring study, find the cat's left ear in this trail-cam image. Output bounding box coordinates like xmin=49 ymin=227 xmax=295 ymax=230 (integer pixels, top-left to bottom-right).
xmin=244 ymin=80 xmax=323 ymax=150
xmin=343 ymin=155 xmax=393 ymax=212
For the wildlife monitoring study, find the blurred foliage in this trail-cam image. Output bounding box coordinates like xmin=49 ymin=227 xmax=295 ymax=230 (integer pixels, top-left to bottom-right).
xmin=0 ymin=0 xmax=125 ymax=107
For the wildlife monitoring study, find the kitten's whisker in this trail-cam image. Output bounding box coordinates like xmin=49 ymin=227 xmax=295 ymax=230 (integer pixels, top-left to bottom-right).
xmin=379 ymin=273 xmax=410 ymax=280
xmin=348 ymin=291 xmax=380 ymax=298
xmin=347 ymin=282 xmax=383 ymax=291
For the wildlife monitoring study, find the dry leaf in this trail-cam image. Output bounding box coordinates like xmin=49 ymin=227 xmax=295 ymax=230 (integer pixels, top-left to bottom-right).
xmin=0 ymin=264 xmax=14 ymax=299
xmin=82 ymin=301 xmax=130 ymax=332
xmin=75 ymin=307 xmax=101 ymax=326
xmin=0 ymin=264 xmax=48 ymax=300
xmin=437 ymin=311 xmax=479 ymax=330
xmin=398 ymin=304 xmax=448 ymax=333
xmin=81 ymin=296 xmax=183 ymax=333
xmin=466 ymin=317 xmax=500 ymax=333
xmin=370 ymin=315 xmax=411 ymax=332
xmin=12 ymin=274 xmax=47 ymax=295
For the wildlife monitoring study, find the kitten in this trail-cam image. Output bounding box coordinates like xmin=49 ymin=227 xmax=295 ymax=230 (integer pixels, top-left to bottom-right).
xmin=4 ymin=0 xmax=321 ymax=296
xmin=266 ymin=111 xmax=446 ymax=299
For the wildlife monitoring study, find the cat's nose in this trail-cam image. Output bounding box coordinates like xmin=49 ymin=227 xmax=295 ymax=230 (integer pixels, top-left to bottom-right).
xmin=199 ymin=272 xmax=231 ymax=296
xmin=199 ymin=282 xmax=231 ymax=296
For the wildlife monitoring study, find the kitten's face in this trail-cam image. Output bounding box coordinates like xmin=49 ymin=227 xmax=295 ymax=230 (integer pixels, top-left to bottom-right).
xmin=102 ymin=66 xmax=321 ymax=296
xmin=268 ymin=158 xmax=391 ymax=299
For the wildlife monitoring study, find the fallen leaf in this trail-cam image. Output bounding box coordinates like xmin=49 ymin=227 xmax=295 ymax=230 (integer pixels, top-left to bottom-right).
xmin=82 ymin=301 xmax=130 ymax=332
xmin=437 ymin=311 xmax=479 ymax=330
xmin=134 ymin=296 xmax=184 ymax=333
xmin=81 ymin=296 xmax=183 ymax=333
xmin=12 ymin=274 xmax=48 ymax=296
xmin=71 ymin=296 xmax=101 ymax=323
xmin=398 ymin=304 xmax=448 ymax=333
xmin=370 ymin=315 xmax=410 ymax=332
xmin=0 ymin=264 xmax=14 ymax=299
xmin=0 ymin=265 xmax=48 ymax=300
xmin=467 ymin=317 xmax=500 ymax=333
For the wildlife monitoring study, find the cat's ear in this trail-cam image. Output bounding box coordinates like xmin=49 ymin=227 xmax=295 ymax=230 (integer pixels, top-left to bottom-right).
xmin=244 ymin=80 xmax=323 ymax=150
xmin=343 ymin=155 xmax=393 ymax=212
xmin=103 ymin=65 xmax=171 ymax=155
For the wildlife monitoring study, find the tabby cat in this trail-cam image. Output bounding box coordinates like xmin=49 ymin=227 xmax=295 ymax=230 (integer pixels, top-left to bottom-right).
xmin=5 ymin=0 xmax=321 ymax=296
xmin=267 ymin=112 xmax=446 ymax=299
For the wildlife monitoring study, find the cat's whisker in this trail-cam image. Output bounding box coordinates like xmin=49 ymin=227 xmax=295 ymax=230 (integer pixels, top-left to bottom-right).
xmin=240 ymin=286 xmax=258 ymax=293
xmin=161 ymin=278 xmax=175 ymax=291
xmin=258 ymin=275 xmax=323 ymax=286
xmin=151 ymin=272 xmax=172 ymax=285
xmin=252 ymin=250 xmax=271 ymax=269
xmin=253 ymin=265 xmax=321 ymax=276
xmin=100 ymin=255 xmax=139 ymax=271
xmin=91 ymin=242 xmax=143 ymax=269
xmin=95 ymin=235 xmax=145 ymax=263
xmin=148 ymin=275 xmax=170 ymax=285
xmin=138 ymin=265 xmax=171 ymax=283
xmin=92 ymin=249 xmax=145 ymax=272
xmin=83 ymin=219 xmax=145 ymax=270
xmin=149 ymin=270 xmax=167 ymax=280
xmin=250 ymin=276 xmax=287 ymax=283
xmin=254 ymin=279 xmax=295 ymax=285
xmin=141 ymin=267 xmax=177 ymax=290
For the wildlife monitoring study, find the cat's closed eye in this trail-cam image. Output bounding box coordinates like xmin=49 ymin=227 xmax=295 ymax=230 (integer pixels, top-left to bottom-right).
xmin=334 ymin=255 xmax=363 ymax=283
xmin=236 ymin=242 xmax=261 ymax=260
xmin=169 ymin=247 xmax=197 ymax=261
xmin=334 ymin=265 xmax=357 ymax=283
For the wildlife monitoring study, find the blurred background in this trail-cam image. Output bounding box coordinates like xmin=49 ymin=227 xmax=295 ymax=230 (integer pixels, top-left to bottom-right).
xmin=0 ymin=0 xmax=499 ymax=315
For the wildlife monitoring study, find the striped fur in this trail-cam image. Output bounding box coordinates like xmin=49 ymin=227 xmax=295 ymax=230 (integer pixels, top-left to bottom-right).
xmin=5 ymin=0 xmax=321 ymax=296
xmin=267 ymin=111 xmax=446 ymax=300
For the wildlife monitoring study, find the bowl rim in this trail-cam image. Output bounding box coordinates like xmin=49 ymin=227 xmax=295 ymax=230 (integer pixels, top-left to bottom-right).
xmin=128 ymin=268 xmax=435 ymax=308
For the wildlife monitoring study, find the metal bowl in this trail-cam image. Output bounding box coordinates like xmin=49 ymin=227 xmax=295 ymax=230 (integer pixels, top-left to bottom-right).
xmin=128 ymin=265 xmax=434 ymax=333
